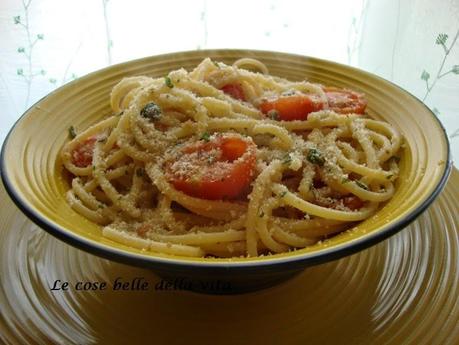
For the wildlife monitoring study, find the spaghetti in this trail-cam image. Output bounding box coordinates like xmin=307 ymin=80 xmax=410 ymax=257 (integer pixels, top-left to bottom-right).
xmin=61 ymin=58 xmax=402 ymax=258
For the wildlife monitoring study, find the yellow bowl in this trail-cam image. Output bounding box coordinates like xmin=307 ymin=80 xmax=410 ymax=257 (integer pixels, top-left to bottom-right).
xmin=0 ymin=50 xmax=452 ymax=293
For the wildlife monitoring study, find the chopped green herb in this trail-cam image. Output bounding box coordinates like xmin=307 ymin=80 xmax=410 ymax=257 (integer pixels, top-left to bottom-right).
xmin=117 ymin=111 xmax=124 ymax=116
xmin=92 ymin=166 xmax=96 ymax=171
xmin=259 ymin=211 xmax=265 ymax=218
xmin=282 ymin=153 xmax=292 ymax=165
xmin=68 ymin=126 xmax=77 ymax=139
xmin=267 ymin=109 xmax=279 ymax=120
xmin=200 ymin=132 xmax=211 ymax=142
xmin=386 ymin=174 xmax=393 ymax=180
xmin=165 ymin=76 xmax=174 ymax=88
xmin=356 ymin=180 xmax=368 ymax=190
xmin=280 ymin=191 xmax=287 ymax=197
xmin=213 ymin=61 xmax=220 ymax=68
xmin=97 ymin=137 xmax=107 ymax=143
xmin=341 ymin=177 xmax=350 ymax=184
xmin=140 ymin=102 xmax=162 ymax=120
xmin=307 ymin=148 xmax=325 ymax=166
xmin=136 ymin=168 xmax=144 ymax=177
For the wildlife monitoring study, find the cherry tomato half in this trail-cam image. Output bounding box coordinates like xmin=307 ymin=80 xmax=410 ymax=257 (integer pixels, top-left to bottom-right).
xmin=165 ymin=134 xmax=257 ymax=200
xmin=260 ymin=95 xmax=325 ymax=121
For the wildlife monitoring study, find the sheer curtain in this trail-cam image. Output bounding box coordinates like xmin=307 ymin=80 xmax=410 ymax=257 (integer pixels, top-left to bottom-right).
xmin=1 ymin=0 xmax=458 ymax=163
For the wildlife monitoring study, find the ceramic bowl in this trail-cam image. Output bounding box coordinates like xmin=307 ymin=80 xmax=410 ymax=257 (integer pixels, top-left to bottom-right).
xmin=0 ymin=50 xmax=451 ymax=294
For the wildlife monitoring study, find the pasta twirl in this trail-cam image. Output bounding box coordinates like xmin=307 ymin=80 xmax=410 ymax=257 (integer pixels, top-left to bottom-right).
xmin=61 ymin=58 xmax=402 ymax=258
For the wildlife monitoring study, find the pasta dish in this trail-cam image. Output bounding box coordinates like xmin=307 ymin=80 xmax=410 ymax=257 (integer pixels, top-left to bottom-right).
xmin=61 ymin=58 xmax=402 ymax=258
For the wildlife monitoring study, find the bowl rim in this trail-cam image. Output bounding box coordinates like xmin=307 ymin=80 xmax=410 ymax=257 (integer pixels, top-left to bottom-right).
xmin=0 ymin=49 xmax=453 ymax=270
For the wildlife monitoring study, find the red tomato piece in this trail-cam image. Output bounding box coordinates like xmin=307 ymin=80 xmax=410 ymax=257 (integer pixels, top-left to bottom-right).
xmin=71 ymin=137 xmax=97 ymax=167
xmin=220 ymin=83 xmax=246 ymax=101
xmin=165 ymin=134 xmax=257 ymax=200
xmin=220 ymin=138 xmax=248 ymax=161
xmin=260 ymin=95 xmax=325 ymax=121
xmin=323 ymin=87 xmax=367 ymax=114
xmin=342 ymin=195 xmax=364 ymax=210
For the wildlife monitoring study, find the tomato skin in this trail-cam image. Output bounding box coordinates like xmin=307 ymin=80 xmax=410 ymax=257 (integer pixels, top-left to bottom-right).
xmin=171 ymin=159 xmax=254 ymax=200
xmin=220 ymin=139 xmax=248 ymax=161
xmin=166 ymin=135 xmax=256 ymax=200
xmin=343 ymin=195 xmax=364 ymax=210
xmin=323 ymin=87 xmax=367 ymax=114
xmin=260 ymin=95 xmax=324 ymax=121
xmin=220 ymin=83 xmax=246 ymax=101
xmin=71 ymin=137 xmax=97 ymax=167
xmin=260 ymin=87 xmax=367 ymax=121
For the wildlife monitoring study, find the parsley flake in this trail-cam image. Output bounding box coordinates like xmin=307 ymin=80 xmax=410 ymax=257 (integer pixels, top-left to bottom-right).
xmin=356 ymin=181 xmax=368 ymax=190
xmin=307 ymin=148 xmax=325 ymax=166
xmin=282 ymin=153 xmax=292 ymax=165
xmin=68 ymin=126 xmax=77 ymax=139
xmin=200 ymin=132 xmax=211 ymax=142
xmin=165 ymin=76 xmax=174 ymax=88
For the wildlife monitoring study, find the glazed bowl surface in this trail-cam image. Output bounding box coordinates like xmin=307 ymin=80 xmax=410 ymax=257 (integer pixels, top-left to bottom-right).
xmin=0 ymin=50 xmax=451 ymax=293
